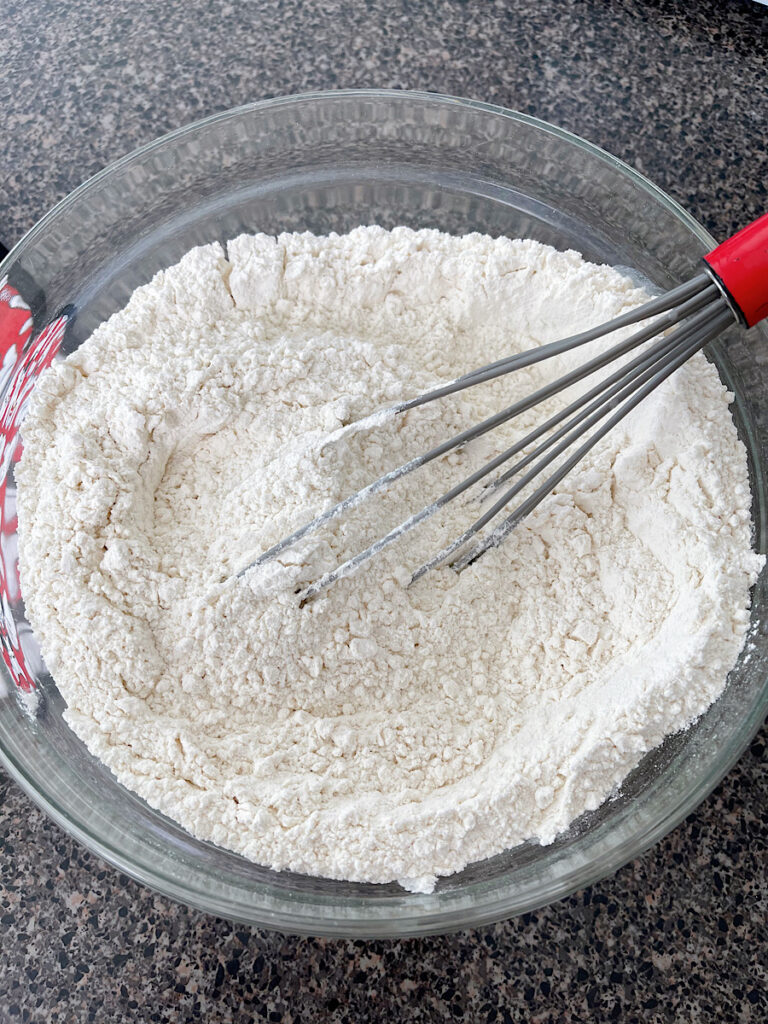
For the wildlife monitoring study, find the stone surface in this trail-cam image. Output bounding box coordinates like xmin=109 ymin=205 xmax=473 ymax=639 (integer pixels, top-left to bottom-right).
xmin=0 ymin=0 xmax=767 ymax=1020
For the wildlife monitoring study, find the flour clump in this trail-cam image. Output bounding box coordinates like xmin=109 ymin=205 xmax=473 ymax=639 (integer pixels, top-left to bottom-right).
xmin=16 ymin=227 xmax=764 ymax=891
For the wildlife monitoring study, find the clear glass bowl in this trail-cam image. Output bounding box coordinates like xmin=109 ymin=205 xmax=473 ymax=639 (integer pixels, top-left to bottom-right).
xmin=0 ymin=90 xmax=766 ymax=938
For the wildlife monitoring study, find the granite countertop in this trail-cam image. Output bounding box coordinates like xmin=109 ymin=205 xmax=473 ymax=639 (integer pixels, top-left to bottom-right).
xmin=1 ymin=1 xmax=767 ymax=1020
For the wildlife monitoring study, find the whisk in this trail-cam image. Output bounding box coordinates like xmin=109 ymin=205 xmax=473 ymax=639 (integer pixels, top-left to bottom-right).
xmin=239 ymin=212 xmax=768 ymax=600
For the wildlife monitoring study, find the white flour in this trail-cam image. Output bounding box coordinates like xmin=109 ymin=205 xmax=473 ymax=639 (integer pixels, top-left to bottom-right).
xmin=16 ymin=227 xmax=763 ymax=892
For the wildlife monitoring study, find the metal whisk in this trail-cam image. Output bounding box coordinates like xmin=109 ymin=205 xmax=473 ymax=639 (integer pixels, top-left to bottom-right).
xmin=239 ymin=213 xmax=768 ymax=600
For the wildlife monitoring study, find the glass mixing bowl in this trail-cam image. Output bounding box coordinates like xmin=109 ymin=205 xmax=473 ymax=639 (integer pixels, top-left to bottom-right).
xmin=0 ymin=90 xmax=766 ymax=938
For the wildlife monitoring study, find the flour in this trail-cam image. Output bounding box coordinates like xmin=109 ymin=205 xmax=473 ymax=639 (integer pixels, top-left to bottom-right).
xmin=16 ymin=226 xmax=764 ymax=892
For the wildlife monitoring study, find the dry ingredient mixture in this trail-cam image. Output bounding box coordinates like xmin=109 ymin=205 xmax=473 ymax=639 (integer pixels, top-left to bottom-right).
xmin=16 ymin=227 xmax=763 ymax=892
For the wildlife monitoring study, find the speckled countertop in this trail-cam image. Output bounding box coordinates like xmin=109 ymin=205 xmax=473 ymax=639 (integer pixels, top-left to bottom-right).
xmin=1 ymin=1 xmax=767 ymax=1020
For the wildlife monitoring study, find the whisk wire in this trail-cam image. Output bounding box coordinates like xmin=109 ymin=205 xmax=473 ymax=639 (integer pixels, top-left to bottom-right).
xmin=241 ymin=281 xmax=720 ymax=582
xmin=298 ymin=302 xmax=732 ymax=600
xmin=483 ymin=297 xmax=727 ymax=497
xmin=450 ymin=306 xmax=735 ymax=573
xmin=398 ymin=276 xmax=717 ymax=411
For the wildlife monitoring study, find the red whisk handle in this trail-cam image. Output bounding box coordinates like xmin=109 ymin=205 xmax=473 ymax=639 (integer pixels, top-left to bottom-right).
xmin=704 ymin=212 xmax=768 ymax=328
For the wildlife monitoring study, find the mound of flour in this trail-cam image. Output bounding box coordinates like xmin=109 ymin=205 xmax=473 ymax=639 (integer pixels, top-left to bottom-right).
xmin=16 ymin=227 xmax=763 ymax=891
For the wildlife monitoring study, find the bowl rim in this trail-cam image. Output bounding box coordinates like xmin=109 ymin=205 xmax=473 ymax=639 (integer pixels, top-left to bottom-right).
xmin=1 ymin=88 xmax=766 ymax=938
xmin=1 ymin=88 xmax=721 ymax=272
